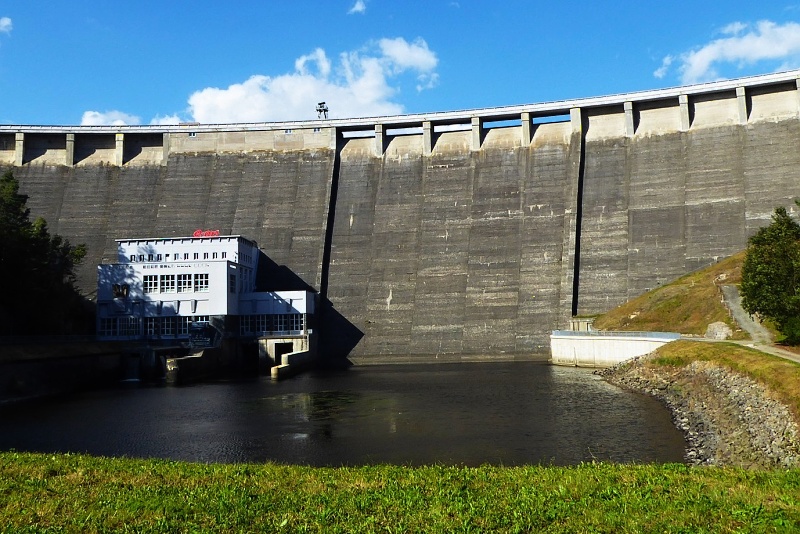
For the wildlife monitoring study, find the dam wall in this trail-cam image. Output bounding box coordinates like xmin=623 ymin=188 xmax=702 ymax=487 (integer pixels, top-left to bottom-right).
xmin=4 ymin=71 xmax=800 ymax=361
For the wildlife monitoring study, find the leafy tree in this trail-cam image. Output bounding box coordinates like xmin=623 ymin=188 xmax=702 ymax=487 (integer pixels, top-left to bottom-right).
xmin=0 ymin=170 xmax=90 ymax=335
xmin=740 ymin=203 xmax=800 ymax=344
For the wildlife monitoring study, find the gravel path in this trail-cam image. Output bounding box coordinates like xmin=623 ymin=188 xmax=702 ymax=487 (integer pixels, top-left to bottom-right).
xmin=720 ymin=284 xmax=772 ymax=344
xmin=717 ymin=284 xmax=800 ymax=364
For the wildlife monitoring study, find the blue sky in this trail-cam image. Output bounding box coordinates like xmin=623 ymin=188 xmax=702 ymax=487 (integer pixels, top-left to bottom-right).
xmin=2 ymin=1 xmax=800 ymax=125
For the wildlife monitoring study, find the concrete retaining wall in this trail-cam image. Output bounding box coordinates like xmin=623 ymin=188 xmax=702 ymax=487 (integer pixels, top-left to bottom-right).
xmin=0 ymin=342 xmax=124 ymax=404
xmin=550 ymin=330 xmax=681 ymax=367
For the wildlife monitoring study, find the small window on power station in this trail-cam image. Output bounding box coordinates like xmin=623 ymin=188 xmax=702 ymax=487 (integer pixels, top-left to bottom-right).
xmin=188 ymin=132 xmax=197 ymax=138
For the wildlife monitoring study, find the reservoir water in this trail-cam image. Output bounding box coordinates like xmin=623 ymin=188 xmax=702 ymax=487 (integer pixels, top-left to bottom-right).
xmin=0 ymin=362 xmax=686 ymax=466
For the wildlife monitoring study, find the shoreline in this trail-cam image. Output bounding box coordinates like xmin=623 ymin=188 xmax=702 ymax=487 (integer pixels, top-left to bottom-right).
xmin=598 ymin=352 xmax=800 ymax=468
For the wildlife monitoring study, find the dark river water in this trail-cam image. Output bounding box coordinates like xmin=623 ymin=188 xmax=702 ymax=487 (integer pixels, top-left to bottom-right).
xmin=0 ymin=362 xmax=686 ymax=466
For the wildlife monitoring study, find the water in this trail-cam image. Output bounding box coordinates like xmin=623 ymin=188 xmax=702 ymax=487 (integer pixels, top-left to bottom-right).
xmin=0 ymin=362 xmax=686 ymax=466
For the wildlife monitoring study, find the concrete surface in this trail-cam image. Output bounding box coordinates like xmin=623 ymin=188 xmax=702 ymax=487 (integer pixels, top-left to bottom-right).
xmin=5 ymin=71 xmax=800 ymax=362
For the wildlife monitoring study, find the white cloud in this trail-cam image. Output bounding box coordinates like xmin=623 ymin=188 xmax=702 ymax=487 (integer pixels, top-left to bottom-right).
xmin=657 ymin=20 xmax=800 ymax=84
xmin=721 ymin=22 xmax=748 ymax=36
xmin=0 ymin=17 xmax=11 ymax=34
xmin=150 ymin=114 xmax=182 ymax=125
xmin=653 ymin=55 xmax=673 ymax=79
xmin=295 ymin=47 xmax=331 ymax=78
xmin=187 ymin=37 xmax=439 ymax=123
xmin=378 ymin=37 xmax=438 ymax=73
xmin=348 ymin=1 xmax=366 ymax=15
xmin=81 ymin=110 xmax=141 ymax=126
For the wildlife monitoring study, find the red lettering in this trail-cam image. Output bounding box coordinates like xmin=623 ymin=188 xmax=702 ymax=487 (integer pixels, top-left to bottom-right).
xmin=192 ymin=229 xmax=220 ymax=238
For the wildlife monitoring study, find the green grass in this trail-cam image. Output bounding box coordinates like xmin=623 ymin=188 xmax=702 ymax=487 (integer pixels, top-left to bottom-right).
xmin=1 ymin=452 xmax=799 ymax=533
xmin=592 ymin=251 xmax=746 ymax=337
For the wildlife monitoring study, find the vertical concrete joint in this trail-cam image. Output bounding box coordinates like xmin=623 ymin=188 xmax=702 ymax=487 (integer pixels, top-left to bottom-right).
xmin=624 ymin=101 xmax=635 ymax=137
xmin=471 ymin=116 xmax=482 ymax=151
xmin=374 ymin=124 xmax=384 ymax=157
xmin=570 ymin=108 xmax=582 ymax=134
xmin=736 ymin=86 xmax=748 ymax=125
xmin=795 ymin=78 xmax=800 ymax=114
xmin=520 ymin=112 xmax=532 ymax=146
xmin=115 ymin=133 xmax=124 ymax=166
xmin=161 ymin=133 xmax=170 ymax=166
xmin=679 ymin=95 xmax=690 ymax=131
xmin=14 ymin=132 xmax=24 ymax=166
xmin=422 ymin=121 xmax=432 ymax=156
xmin=65 ymin=133 xmax=75 ymax=167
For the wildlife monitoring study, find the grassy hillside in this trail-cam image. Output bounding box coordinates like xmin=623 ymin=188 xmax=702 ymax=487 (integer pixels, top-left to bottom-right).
xmin=592 ymin=252 xmax=746 ymax=337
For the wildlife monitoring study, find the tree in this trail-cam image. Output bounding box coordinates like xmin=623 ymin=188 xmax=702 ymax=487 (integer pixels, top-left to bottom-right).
xmin=0 ymin=170 xmax=89 ymax=335
xmin=740 ymin=203 xmax=800 ymax=344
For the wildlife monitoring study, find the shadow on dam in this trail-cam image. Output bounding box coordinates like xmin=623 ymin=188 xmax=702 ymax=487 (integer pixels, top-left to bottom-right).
xmin=255 ymin=251 xmax=362 ymax=367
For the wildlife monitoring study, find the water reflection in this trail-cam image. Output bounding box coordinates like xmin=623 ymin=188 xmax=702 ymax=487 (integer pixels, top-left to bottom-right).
xmin=0 ymin=362 xmax=686 ymax=466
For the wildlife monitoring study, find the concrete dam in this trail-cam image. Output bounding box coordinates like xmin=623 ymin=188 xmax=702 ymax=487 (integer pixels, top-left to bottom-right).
xmin=3 ymin=71 xmax=800 ymax=362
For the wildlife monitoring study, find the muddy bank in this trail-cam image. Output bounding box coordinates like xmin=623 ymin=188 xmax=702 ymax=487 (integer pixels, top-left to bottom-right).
xmin=599 ymin=354 xmax=800 ymax=468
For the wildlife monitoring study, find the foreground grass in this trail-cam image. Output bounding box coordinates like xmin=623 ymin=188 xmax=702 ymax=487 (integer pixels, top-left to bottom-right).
xmin=1 ymin=452 xmax=799 ymax=533
xmin=593 ymin=252 xmax=745 ymax=337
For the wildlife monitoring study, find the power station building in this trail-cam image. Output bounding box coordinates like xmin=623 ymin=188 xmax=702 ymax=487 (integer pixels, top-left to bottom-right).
xmin=95 ymin=233 xmax=314 ymax=347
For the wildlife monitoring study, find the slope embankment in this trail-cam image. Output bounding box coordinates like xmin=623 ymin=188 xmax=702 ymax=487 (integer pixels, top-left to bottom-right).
xmin=593 ymin=251 xmax=800 ymax=467
xmin=599 ymin=343 xmax=800 ymax=468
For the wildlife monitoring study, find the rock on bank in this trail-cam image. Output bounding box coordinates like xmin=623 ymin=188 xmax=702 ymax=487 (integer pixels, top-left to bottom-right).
xmin=599 ymin=353 xmax=800 ymax=468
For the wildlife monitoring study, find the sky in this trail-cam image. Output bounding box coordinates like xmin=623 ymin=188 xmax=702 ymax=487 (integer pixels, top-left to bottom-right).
xmin=2 ymin=1 xmax=800 ymax=126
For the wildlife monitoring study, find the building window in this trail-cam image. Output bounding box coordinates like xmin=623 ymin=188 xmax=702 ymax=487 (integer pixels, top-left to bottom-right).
xmin=139 ymin=255 xmax=145 ymax=262
xmin=285 ymin=129 xmax=293 ymax=134
xmin=193 ymin=315 xmax=209 ymax=324
xmin=240 ymin=315 xmax=253 ymax=335
xmin=188 ymin=132 xmax=197 ymax=138
xmin=178 ymin=317 xmax=192 ymax=335
xmin=194 ymin=253 xmax=199 ymax=260
xmin=148 ymin=253 xmax=154 ymax=262
xmin=203 ymin=252 xmax=209 ymax=260
xmin=160 ymin=274 xmax=176 ymax=293
xmin=143 ymin=275 xmax=158 ymax=294
xmin=157 ymin=254 xmax=162 ymax=262
xmin=212 ymin=252 xmax=218 ymax=259
xmin=145 ymin=317 xmax=159 ymax=337
xmin=194 ymin=273 xmax=209 ymax=292
xmin=274 ymin=314 xmax=288 ymax=332
xmin=289 ymin=314 xmax=304 ymax=332
xmin=162 ymin=317 xmax=176 ymax=336
xmin=118 ymin=317 xmax=140 ymax=336
xmin=112 ymin=284 xmax=129 ymax=298
xmin=99 ymin=318 xmax=116 ymax=337
xmin=129 ymin=255 xmax=136 ymax=262
xmin=184 ymin=253 xmax=189 ymax=260
xmin=177 ymin=274 xmax=192 ymax=293
xmin=229 ymin=274 xmax=236 ymax=293
xmin=222 ymin=252 xmax=227 ymax=259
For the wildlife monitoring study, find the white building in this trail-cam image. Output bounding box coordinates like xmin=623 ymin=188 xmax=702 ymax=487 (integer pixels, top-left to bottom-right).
xmin=96 ymin=234 xmax=315 ymax=343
